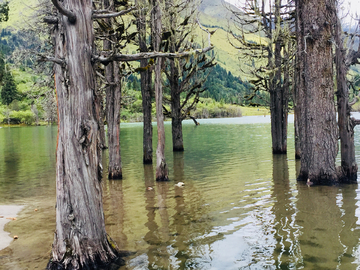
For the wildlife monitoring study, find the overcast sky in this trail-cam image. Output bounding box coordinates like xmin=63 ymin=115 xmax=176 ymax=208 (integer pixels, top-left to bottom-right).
xmin=224 ymin=0 xmax=360 ymax=24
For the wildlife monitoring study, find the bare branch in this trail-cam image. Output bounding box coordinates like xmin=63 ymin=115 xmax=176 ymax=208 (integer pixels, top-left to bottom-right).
xmin=51 ymin=0 xmax=76 ymax=24
xmin=38 ymin=55 xmax=65 ymax=65
xmin=196 ymin=18 xmax=216 ymax=47
xmin=92 ymin=7 xmax=136 ymax=19
xmin=95 ymin=46 xmax=214 ymax=63
xmin=44 ymin=16 xmax=58 ymax=24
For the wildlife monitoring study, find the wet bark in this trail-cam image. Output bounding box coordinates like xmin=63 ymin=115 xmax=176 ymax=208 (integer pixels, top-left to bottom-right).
xmin=334 ymin=6 xmax=357 ymax=182
xmin=152 ymin=0 xmax=169 ymax=181
xmin=136 ymin=0 xmax=153 ymax=164
xmin=47 ymin=0 xmax=119 ymax=269
xmin=104 ymin=0 xmax=122 ymax=179
xmin=296 ymin=0 xmax=338 ymax=184
xmin=270 ymin=0 xmax=288 ymax=155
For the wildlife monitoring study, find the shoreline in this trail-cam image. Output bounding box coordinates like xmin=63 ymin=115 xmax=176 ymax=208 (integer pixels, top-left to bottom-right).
xmin=0 ymin=205 xmax=25 ymax=251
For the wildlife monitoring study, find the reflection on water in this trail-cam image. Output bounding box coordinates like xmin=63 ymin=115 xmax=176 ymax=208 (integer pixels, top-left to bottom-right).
xmin=2 ymin=118 xmax=360 ymax=269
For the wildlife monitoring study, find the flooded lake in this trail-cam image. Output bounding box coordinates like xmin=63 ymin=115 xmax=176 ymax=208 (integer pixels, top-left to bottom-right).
xmin=2 ymin=115 xmax=360 ymax=269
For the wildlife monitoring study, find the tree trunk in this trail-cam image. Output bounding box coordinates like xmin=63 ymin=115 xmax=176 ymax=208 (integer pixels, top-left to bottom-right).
xmin=167 ymin=0 xmax=184 ymax=152
xmin=47 ymin=0 xmax=119 ymax=269
xmin=170 ymin=59 xmax=184 ymax=152
xmin=104 ymin=0 xmax=122 ymax=179
xmin=334 ymin=5 xmax=358 ymax=182
xmin=136 ymin=0 xmax=153 ymax=164
xmin=152 ymin=0 xmax=169 ymax=181
xmin=296 ymin=0 xmax=339 ymax=184
xmin=270 ymin=0 xmax=288 ymax=154
xmin=171 ymin=90 xmax=184 ymax=151
xmin=294 ymin=0 xmax=302 ymax=160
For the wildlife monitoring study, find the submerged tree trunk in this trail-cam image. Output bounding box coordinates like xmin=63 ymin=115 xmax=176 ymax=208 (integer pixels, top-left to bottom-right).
xmin=152 ymin=0 xmax=168 ymax=181
xmin=104 ymin=0 xmax=122 ymax=179
xmin=170 ymin=59 xmax=184 ymax=152
xmin=136 ymin=0 xmax=153 ymax=164
xmin=48 ymin=0 xmax=119 ymax=269
xmin=334 ymin=5 xmax=357 ymax=182
xmin=297 ymin=0 xmax=338 ymax=184
xmin=270 ymin=0 xmax=288 ymax=154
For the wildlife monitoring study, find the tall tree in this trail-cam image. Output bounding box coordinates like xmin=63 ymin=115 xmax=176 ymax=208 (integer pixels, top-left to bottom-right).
xmin=333 ymin=1 xmax=360 ymax=182
xmin=101 ymin=0 xmax=123 ymax=179
xmin=135 ymin=0 xmax=153 ymax=164
xmin=1 ymin=71 xmax=18 ymax=105
xmin=163 ymin=0 xmax=215 ymax=151
xmin=46 ymin=0 xmax=121 ymax=268
xmin=230 ymin=0 xmax=292 ymax=154
xmin=296 ymin=0 xmax=339 ymax=184
xmin=151 ymin=0 xmax=169 ymax=181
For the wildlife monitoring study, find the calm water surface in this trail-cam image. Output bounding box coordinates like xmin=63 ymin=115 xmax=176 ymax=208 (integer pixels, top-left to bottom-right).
xmin=2 ymin=116 xmax=360 ymax=270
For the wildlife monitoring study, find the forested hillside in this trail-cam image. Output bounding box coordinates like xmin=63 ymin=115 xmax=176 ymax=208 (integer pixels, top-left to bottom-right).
xmin=0 ymin=0 xmax=260 ymax=125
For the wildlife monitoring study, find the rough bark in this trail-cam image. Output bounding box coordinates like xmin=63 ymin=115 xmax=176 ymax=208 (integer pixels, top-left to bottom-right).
xmin=294 ymin=0 xmax=302 ymax=160
xmin=136 ymin=0 xmax=153 ymax=164
xmin=296 ymin=0 xmax=339 ymax=184
xmin=104 ymin=0 xmax=122 ymax=179
xmin=47 ymin=0 xmax=119 ymax=269
xmin=152 ymin=0 xmax=169 ymax=181
xmin=270 ymin=0 xmax=288 ymax=154
xmin=334 ymin=4 xmax=357 ymax=182
xmin=167 ymin=0 xmax=184 ymax=152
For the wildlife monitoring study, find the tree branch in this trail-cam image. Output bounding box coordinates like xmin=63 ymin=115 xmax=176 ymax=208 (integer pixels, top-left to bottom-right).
xmin=44 ymin=16 xmax=58 ymax=24
xmin=38 ymin=55 xmax=65 ymax=65
xmin=51 ymin=0 xmax=76 ymax=24
xmin=95 ymin=46 xmax=214 ymax=63
xmin=92 ymin=7 xmax=136 ymax=19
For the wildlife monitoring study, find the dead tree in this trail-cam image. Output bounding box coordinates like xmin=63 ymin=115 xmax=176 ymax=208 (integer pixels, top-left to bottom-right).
xmin=229 ymin=0 xmax=294 ymax=154
xmin=163 ymin=0 xmax=216 ymax=152
xmin=135 ymin=0 xmax=153 ymax=164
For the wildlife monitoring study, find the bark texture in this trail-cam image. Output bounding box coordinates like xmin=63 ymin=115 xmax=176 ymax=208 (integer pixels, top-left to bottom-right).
xmin=334 ymin=5 xmax=357 ymax=182
xmin=136 ymin=0 xmax=153 ymax=164
xmin=48 ymin=0 xmax=119 ymax=268
xmin=296 ymin=0 xmax=338 ymax=184
xmin=104 ymin=0 xmax=122 ymax=179
xmin=270 ymin=0 xmax=288 ymax=154
xmin=152 ymin=0 xmax=169 ymax=181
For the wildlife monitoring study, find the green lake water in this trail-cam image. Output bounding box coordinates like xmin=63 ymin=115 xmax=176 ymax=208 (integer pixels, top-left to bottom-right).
xmin=1 ymin=116 xmax=360 ymax=269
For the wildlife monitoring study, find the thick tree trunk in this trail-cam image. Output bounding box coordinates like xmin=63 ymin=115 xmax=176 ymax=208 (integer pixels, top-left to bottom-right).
xmin=152 ymin=0 xmax=169 ymax=181
xmin=270 ymin=0 xmax=288 ymax=154
xmin=47 ymin=1 xmax=119 ymax=269
xmin=104 ymin=0 xmax=122 ymax=179
xmin=136 ymin=0 xmax=153 ymax=164
xmin=297 ymin=0 xmax=339 ymax=184
xmin=334 ymin=6 xmax=358 ymax=182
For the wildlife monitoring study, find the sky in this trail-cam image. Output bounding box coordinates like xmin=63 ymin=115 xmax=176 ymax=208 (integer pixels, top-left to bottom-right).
xmin=224 ymin=0 xmax=360 ymax=24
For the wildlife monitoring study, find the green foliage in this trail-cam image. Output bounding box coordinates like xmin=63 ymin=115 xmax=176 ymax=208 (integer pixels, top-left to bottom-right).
xmin=1 ymin=71 xmax=18 ymax=105
xmin=0 ymin=2 xmax=9 ymax=22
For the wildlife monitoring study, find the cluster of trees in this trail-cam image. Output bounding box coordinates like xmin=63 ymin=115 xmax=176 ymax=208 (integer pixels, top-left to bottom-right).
xmin=42 ymin=0 xmax=215 ymax=268
xmin=8 ymin=0 xmax=356 ymax=268
xmin=230 ymin=0 xmax=360 ymax=184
